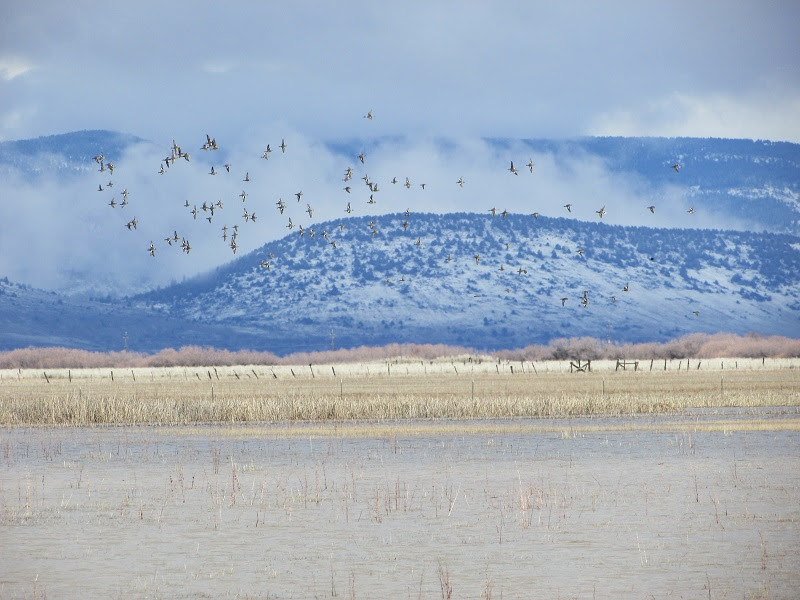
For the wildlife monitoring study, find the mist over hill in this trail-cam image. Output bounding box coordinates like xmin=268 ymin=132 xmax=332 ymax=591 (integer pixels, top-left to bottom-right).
xmin=0 ymin=130 xmax=145 ymax=178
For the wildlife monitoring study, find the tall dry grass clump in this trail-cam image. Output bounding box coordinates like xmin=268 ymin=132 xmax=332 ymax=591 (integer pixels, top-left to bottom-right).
xmin=2 ymin=363 xmax=799 ymax=426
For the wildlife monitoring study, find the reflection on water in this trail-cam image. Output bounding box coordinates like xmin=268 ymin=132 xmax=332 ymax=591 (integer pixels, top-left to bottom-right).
xmin=1 ymin=409 xmax=799 ymax=598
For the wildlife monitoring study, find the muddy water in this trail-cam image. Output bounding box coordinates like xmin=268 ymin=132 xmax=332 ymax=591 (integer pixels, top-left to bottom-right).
xmin=1 ymin=409 xmax=799 ymax=599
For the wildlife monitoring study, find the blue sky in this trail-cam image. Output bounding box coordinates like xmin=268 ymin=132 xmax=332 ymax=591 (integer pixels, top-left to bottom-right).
xmin=1 ymin=1 xmax=799 ymax=295
xmin=2 ymin=1 xmax=799 ymax=144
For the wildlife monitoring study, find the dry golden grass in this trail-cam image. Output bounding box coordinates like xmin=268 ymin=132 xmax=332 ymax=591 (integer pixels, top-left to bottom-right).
xmin=1 ymin=358 xmax=798 ymax=426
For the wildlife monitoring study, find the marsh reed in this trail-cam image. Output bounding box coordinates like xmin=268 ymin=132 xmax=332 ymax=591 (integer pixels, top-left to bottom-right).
xmin=1 ymin=358 xmax=798 ymax=426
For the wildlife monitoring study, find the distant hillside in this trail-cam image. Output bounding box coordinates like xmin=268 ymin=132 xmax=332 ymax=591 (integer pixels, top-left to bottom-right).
xmin=0 ymin=277 xmax=270 ymax=353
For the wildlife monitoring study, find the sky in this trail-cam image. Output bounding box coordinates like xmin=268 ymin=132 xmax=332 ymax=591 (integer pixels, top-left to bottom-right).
xmin=1 ymin=1 xmax=799 ymax=295
xmin=2 ymin=1 xmax=799 ymax=144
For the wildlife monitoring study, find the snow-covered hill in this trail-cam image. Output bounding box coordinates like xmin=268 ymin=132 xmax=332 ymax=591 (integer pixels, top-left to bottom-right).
xmin=131 ymin=212 xmax=800 ymax=352
xmin=2 ymin=212 xmax=798 ymax=353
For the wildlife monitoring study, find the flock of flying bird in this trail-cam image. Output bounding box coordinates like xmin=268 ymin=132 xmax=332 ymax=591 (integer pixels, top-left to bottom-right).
xmin=91 ymin=111 xmax=697 ymax=313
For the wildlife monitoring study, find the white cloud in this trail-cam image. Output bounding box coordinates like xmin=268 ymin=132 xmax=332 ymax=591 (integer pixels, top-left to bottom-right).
xmin=200 ymin=60 xmax=236 ymax=75
xmin=0 ymin=106 xmax=37 ymax=141
xmin=0 ymin=56 xmax=36 ymax=80
xmin=588 ymin=89 xmax=800 ymax=143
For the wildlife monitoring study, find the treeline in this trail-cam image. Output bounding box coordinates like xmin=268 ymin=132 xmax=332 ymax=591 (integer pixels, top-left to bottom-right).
xmin=495 ymin=333 xmax=800 ymax=361
xmin=0 ymin=334 xmax=797 ymax=369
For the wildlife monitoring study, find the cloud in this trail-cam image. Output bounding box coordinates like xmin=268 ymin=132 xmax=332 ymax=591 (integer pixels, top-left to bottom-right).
xmin=0 ymin=56 xmax=36 ymax=80
xmin=0 ymin=106 xmax=37 ymax=139
xmin=588 ymin=88 xmax=800 ymax=143
xmin=200 ymin=60 xmax=237 ymax=75
xmin=2 ymin=2 xmax=799 ymax=144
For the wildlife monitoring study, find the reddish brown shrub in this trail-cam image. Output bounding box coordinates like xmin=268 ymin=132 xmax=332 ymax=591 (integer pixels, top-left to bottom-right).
xmin=0 ymin=333 xmax=797 ymax=369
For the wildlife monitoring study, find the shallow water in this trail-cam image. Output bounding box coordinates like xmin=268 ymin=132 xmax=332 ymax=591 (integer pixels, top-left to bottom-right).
xmin=1 ymin=409 xmax=799 ymax=599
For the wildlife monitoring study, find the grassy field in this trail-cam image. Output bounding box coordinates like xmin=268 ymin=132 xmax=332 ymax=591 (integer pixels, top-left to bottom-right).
xmin=1 ymin=357 xmax=798 ymax=426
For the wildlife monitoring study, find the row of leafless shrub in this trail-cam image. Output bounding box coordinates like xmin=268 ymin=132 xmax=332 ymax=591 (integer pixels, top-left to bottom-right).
xmin=0 ymin=333 xmax=797 ymax=369
xmin=496 ymin=333 xmax=800 ymax=362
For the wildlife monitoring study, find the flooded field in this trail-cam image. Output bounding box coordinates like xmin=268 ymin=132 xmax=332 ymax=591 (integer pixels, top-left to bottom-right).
xmin=2 ymin=408 xmax=799 ymax=599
